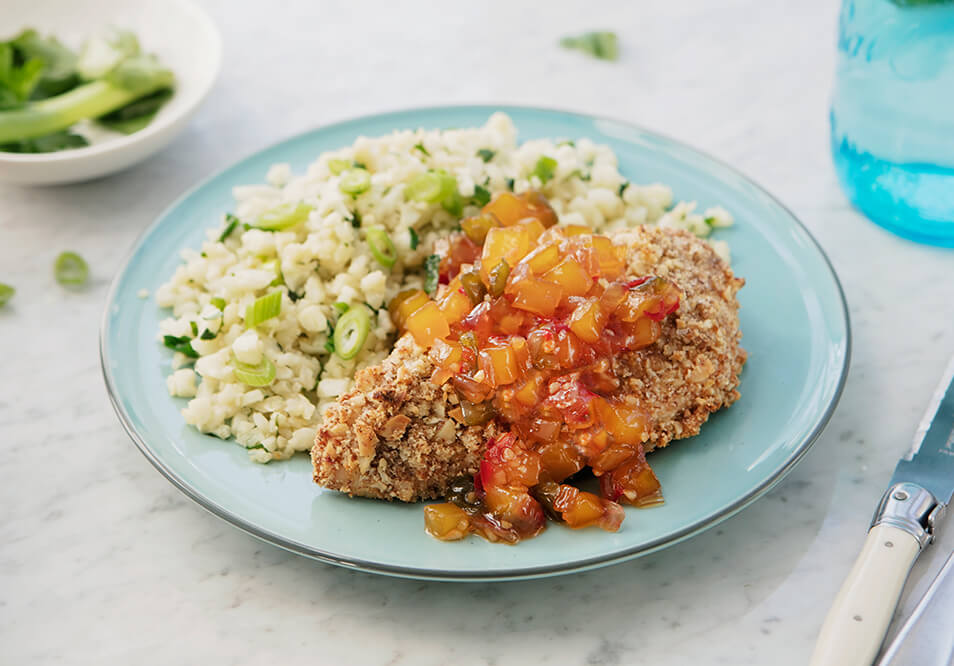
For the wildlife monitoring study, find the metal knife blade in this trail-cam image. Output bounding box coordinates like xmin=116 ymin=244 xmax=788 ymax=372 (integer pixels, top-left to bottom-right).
xmin=890 ymin=355 xmax=954 ymax=507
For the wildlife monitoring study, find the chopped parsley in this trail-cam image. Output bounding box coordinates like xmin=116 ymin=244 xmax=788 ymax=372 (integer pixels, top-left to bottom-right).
xmin=424 ymin=254 xmax=441 ymax=294
xmin=471 ymin=184 xmax=491 ymax=207
xmin=162 ymin=335 xmax=199 ymax=358
xmin=409 ymin=228 xmax=419 ymax=250
xmin=347 ymin=210 xmax=362 ymax=228
xmin=618 ymin=181 xmax=629 ymax=197
xmin=476 ymin=148 xmax=495 ymax=162
xmin=505 ymin=177 xmax=515 ymax=192
xmin=200 ymin=328 xmax=217 ymax=340
xmin=413 ymin=142 xmax=430 ymax=157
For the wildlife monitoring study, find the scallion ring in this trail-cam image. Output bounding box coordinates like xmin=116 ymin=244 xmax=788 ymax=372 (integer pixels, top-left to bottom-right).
xmin=339 ymin=168 xmax=371 ymax=195
xmin=246 ymin=290 xmax=282 ymax=327
xmin=365 ymin=226 xmax=397 ymax=269
xmin=327 ymin=158 xmax=351 ymax=175
xmin=231 ymin=354 xmax=276 ymax=387
xmin=333 ymin=306 xmax=371 ymax=360
xmin=251 ymin=202 xmax=313 ymax=231
xmin=54 ymin=251 xmax=88 ymax=286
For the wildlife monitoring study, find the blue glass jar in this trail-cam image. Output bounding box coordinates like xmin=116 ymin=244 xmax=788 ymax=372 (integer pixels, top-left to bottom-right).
xmin=831 ymin=0 xmax=954 ymax=246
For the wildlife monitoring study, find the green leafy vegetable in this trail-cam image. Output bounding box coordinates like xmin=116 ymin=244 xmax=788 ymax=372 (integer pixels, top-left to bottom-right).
xmin=339 ymin=168 xmax=371 ymax=195
xmin=218 ymin=214 xmax=240 ymax=242
xmin=560 ymin=31 xmax=619 ymax=61
xmin=424 ymin=254 xmax=441 ymax=294
xmin=245 ymin=290 xmax=282 ymax=327
xmin=532 ymin=156 xmax=557 ymax=184
xmin=0 ymin=44 xmax=44 ymax=109
xmin=471 ymin=184 xmax=491 ymax=207
xmin=365 ymin=226 xmax=397 ymax=269
xmin=250 ymin=202 xmax=313 ymax=231
xmin=476 ymin=148 xmax=495 ymax=162
xmin=97 ymin=87 xmax=172 ymax=134
xmin=408 ymin=228 xmax=419 ymax=250
xmin=0 ymin=27 xmax=174 ymax=148
xmin=0 ymin=283 xmax=14 ymax=306
xmin=232 ymin=354 xmax=276 ymax=387
xmin=54 ymin=251 xmax=88 ymax=286
xmin=0 ymin=130 xmax=88 ymax=153
xmin=163 ymin=334 xmax=198 ymax=358
xmin=413 ymin=142 xmax=430 ymax=157
xmin=333 ymin=306 xmax=372 ymax=360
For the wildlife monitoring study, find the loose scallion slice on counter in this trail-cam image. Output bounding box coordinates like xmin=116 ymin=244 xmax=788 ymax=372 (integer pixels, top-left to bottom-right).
xmin=251 ymin=202 xmax=312 ymax=231
xmin=0 ymin=282 xmax=14 ymax=306
xmin=559 ymin=31 xmax=619 ymax=61
xmin=365 ymin=226 xmax=397 ymax=269
xmin=327 ymin=158 xmax=351 ymax=175
xmin=232 ymin=354 xmax=276 ymax=387
xmin=54 ymin=251 xmax=88 ymax=286
xmin=245 ymin=290 xmax=282 ymax=327
xmin=210 ymin=296 xmax=226 ymax=311
xmin=532 ymin=156 xmax=557 ymax=184
xmin=408 ymin=227 xmax=419 ymax=250
xmin=424 ymin=254 xmax=441 ymax=294
xmin=218 ymin=214 xmax=239 ymax=242
xmin=339 ymin=167 xmax=371 ymax=195
xmin=333 ymin=306 xmax=371 ymax=360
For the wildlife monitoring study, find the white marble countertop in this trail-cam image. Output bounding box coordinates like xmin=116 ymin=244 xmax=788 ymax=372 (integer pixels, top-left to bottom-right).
xmin=3 ymin=1 xmax=953 ymax=664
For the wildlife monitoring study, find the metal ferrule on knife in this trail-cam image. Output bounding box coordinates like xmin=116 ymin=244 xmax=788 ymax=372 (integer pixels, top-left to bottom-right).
xmin=871 ymin=482 xmax=946 ymax=549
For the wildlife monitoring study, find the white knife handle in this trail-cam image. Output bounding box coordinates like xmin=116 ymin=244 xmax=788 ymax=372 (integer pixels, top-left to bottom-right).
xmin=809 ymin=524 xmax=921 ymax=666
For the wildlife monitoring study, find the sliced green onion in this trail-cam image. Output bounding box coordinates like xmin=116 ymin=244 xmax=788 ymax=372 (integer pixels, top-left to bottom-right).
xmin=333 ymin=306 xmax=371 ymax=360
xmin=405 ymin=171 xmax=445 ymax=203
xmin=332 ymin=302 xmax=350 ymax=315
xmin=261 ymin=259 xmax=283 ymax=286
xmin=163 ymin=335 xmax=198 ymax=358
xmin=532 ymin=156 xmax=557 ymax=184
xmin=54 ymin=251 xmax=88 ymax=286
xmin=339 ymin=168 xmax=371 ymax=195
xmin=328 ymin=158 xmax=351 ymax=175
xmin=409 ymin=228 xmax=419 ymax=250
xmin=245 ymin=290 xmax=282 ymax=327
xmin=0 ymin=283 xmax=14 ymax=306
xmin=424 ymin=254 xmax=441 ymax=294
xmin=251 ymin=202 xmax=313 ymax=231
xmin=190 ymin=321 xmax=199 ymax=336
xmin=218 ymin=214 xmax=239 ymax=242
xmin=366 ymin=226 xmax=397 ymax=269
xmin=560 ymin=31 xmax=619 ymax=61
xmin=210 ymin=297 xmax=226 ymax=311
xmin=232 ymin=354 xmax=276 ymax=387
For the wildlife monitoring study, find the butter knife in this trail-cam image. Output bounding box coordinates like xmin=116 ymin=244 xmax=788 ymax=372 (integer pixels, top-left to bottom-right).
xmin=876 ymin=549 xmax=954 ymax=665
xmin=810 ymin=355 xmax=954 ymax=666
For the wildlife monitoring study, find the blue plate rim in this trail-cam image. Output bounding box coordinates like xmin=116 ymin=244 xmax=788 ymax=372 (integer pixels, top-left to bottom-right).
xmin=100 ymin=103 xmax=852 ymax=582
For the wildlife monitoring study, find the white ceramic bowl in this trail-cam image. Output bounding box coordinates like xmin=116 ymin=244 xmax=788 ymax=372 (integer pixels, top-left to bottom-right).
xmin=0 ymin=0 xmax=221 ymax=185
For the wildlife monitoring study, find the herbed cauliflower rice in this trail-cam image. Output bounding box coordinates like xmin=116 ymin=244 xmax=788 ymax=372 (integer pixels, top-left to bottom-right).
xmin=156 ymin=113 xmax=733 ymax=463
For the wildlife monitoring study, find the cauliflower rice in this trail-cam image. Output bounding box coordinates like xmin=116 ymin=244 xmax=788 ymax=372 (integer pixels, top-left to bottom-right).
xmin=156 ymin=113 xmax=733 ymax=463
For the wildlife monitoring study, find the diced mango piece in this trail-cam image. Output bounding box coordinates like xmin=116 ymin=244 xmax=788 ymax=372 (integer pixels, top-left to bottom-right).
xmin=479 ymin=345 xmax=520 ymax=386
xmin=568 ymin=300 xmax=607 ymax=344
xmin=439 ymin=284 xmax=473 ymax=324
xmin=591 ymin=235 xmax=626 ymax=279
xmin=542 ymin=257 xmax=591 ymax=297
xmin=404 ymin=301 xmax=450 ymax=347
xmin=521 ymin=242 xmax=562 ymax=275
xmin=389 ymin=289 xmax=429 ymax=329
xmin=510 ymin=277 xmax=563 ymax=317
xmin=518 ymin=218 xmax=546 ymax=242
xmin=480 ymin=226 xmax=531 ymax=283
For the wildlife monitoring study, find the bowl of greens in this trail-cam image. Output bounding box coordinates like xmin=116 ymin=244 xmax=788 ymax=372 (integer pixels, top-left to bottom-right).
xmin=0 ymin=0 xmax=221 ymax=185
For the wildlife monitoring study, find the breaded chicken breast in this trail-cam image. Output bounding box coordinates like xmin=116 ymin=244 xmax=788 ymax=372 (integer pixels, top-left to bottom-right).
xmin=312 ymin=226 xmax=745 ymax=502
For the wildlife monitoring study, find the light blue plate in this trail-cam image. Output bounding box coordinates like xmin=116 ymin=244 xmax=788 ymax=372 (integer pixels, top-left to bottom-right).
xmin=101 ymin=106 xmax=850 ymax=581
